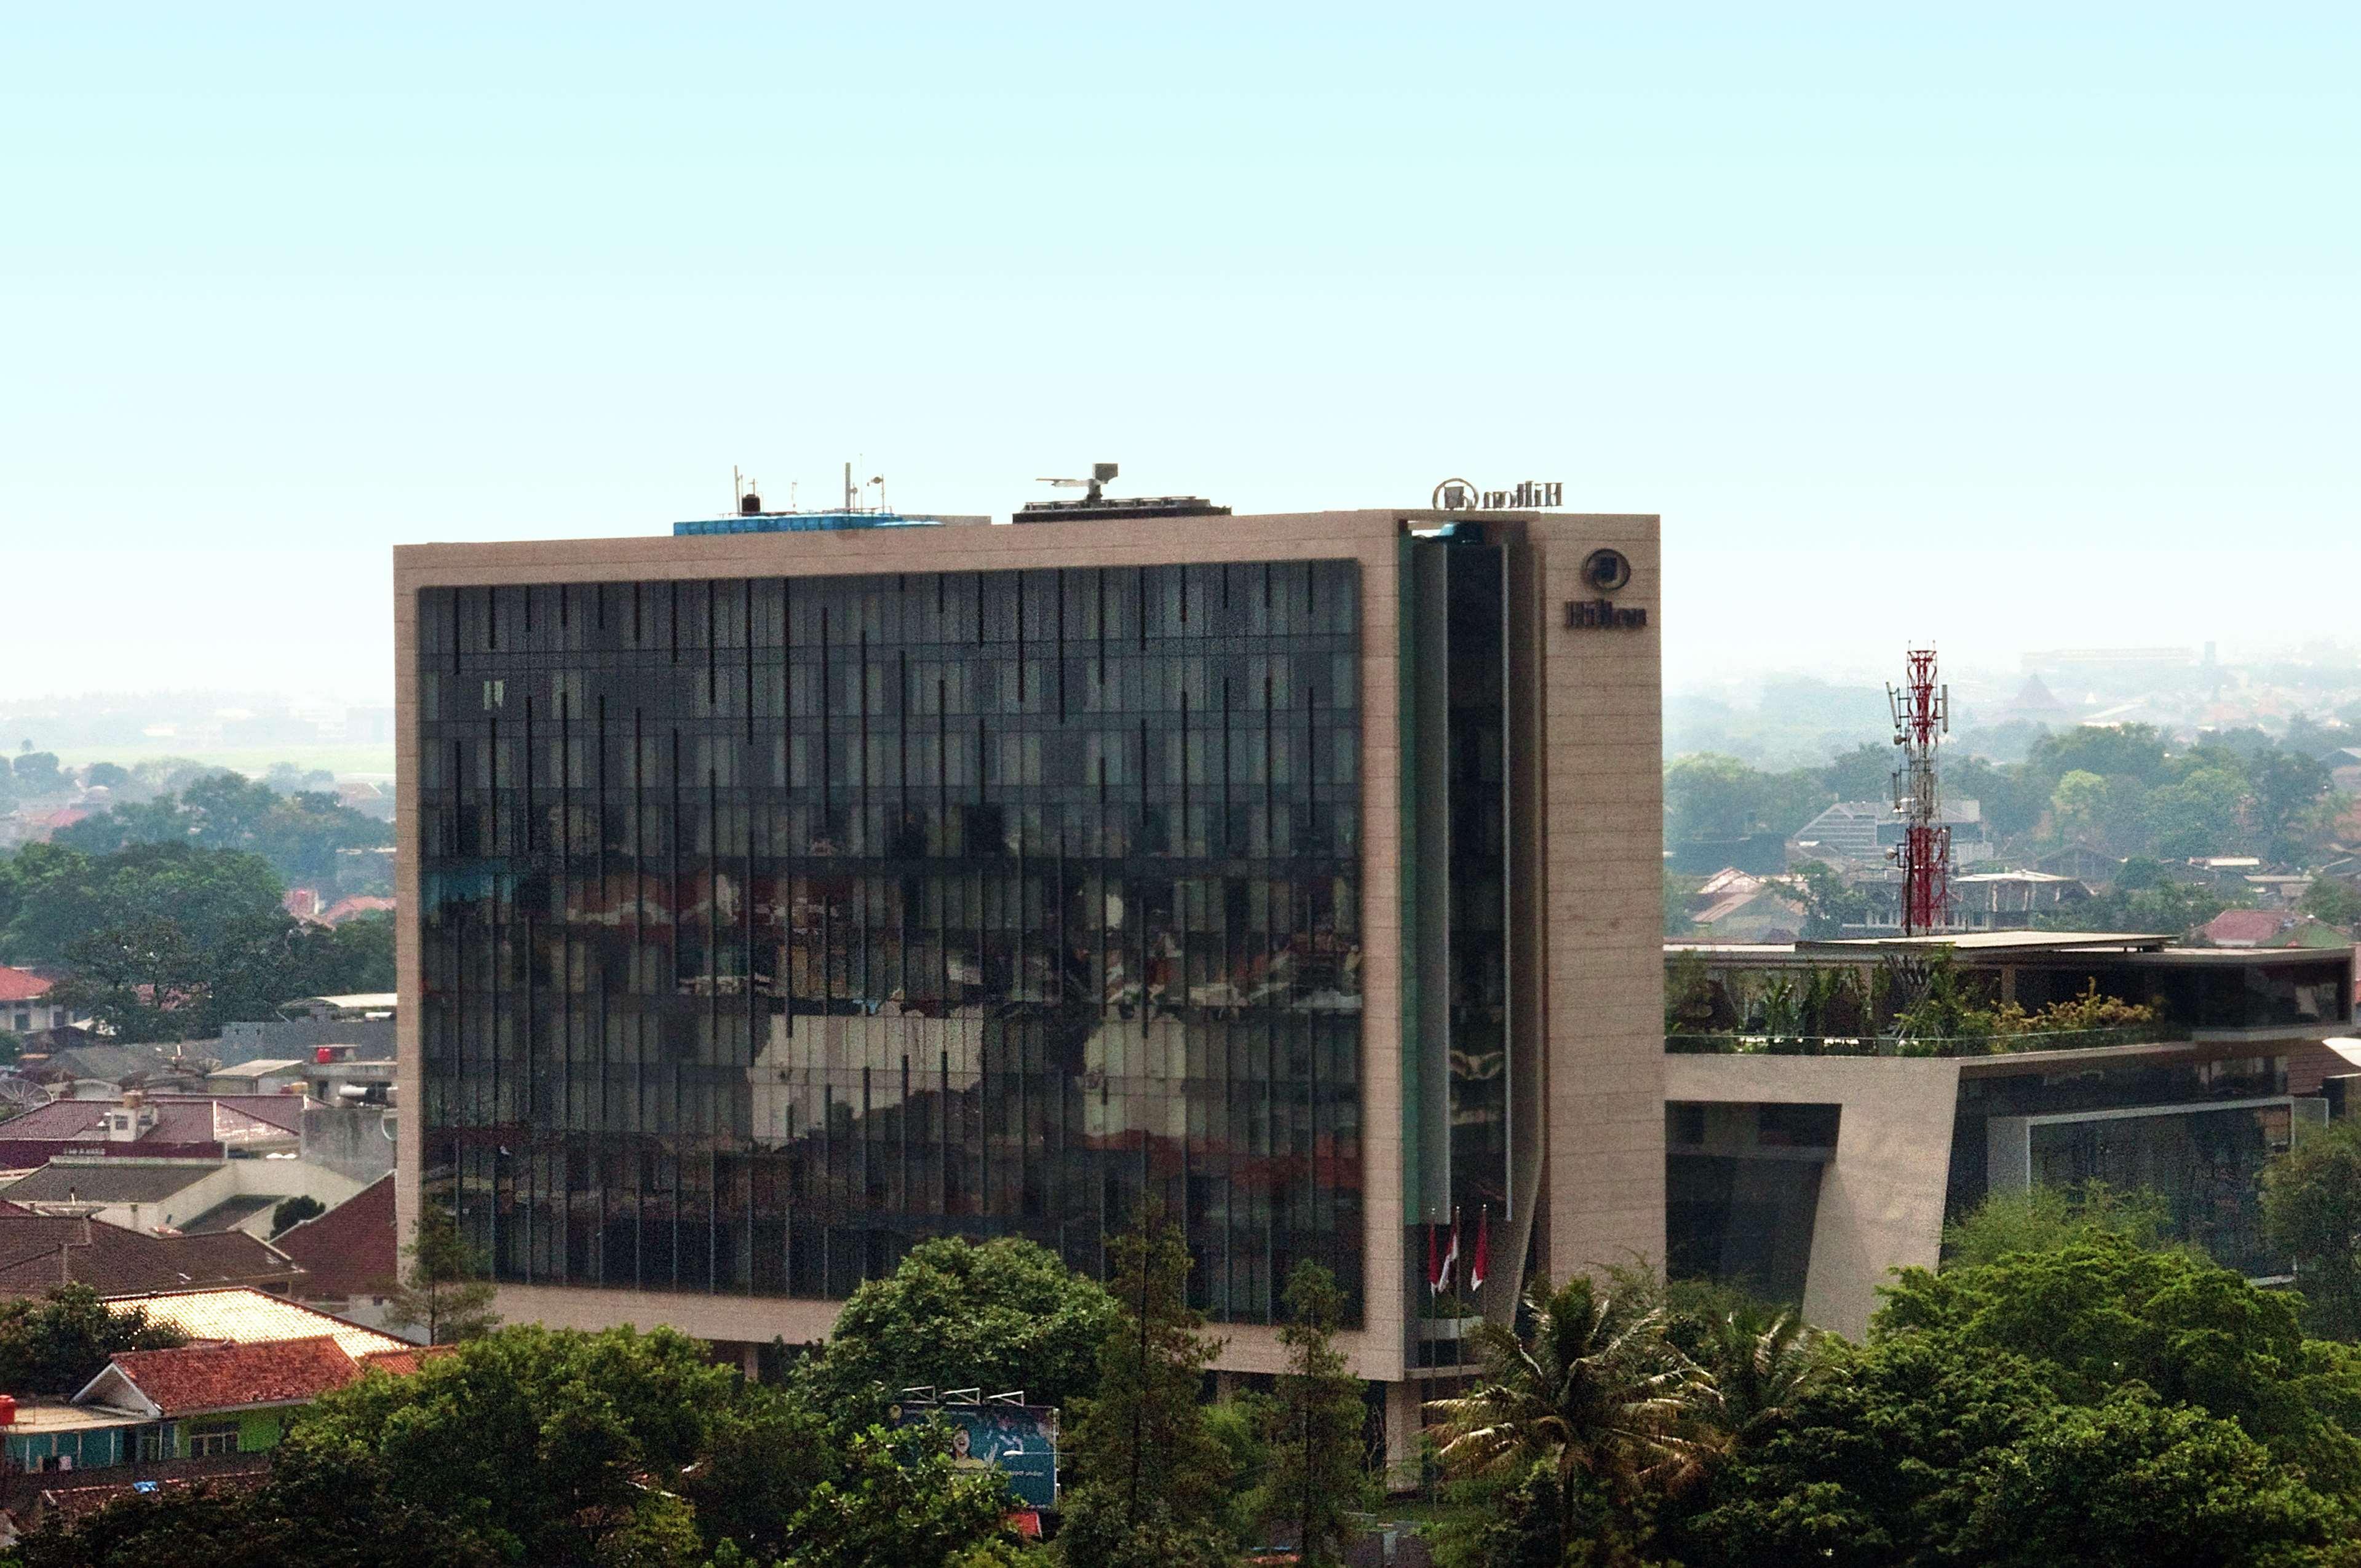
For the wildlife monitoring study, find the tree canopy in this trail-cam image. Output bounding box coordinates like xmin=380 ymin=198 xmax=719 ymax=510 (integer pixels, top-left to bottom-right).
xmin=0 ymin=1285 xmax=186 ymax=1397
xmin=1663 ymin=1233 xmax=2361 ymax=1568
xmin=0 ymin=841 xmax=392 ymax=1040
xmin=807 ymin=1235 xmax=1117 ymax=1415
xmin=31 ymin=1324 xmax=1020 ymax=1568
xmin=53 ymin=768 xmax=391 ymax=897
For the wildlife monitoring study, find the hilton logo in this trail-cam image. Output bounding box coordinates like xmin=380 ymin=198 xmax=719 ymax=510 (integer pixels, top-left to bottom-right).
xmin=1566 ymin=599 xmax=1648 ymax=630
xmin=1432 ymin=477 xmax=1564 ymax=511
xmin=1566 ymin=547 xmax=1645 ymax=628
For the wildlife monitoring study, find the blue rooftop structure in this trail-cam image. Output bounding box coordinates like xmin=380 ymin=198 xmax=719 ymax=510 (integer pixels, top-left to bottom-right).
xmin=673 ymin=511 xmax=968 ymax=536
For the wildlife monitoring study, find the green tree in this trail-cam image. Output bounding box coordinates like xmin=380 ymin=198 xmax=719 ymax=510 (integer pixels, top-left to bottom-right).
xmin=2143 ymin=766 xmax=2246 ymax=858
xmin=272 ymin=1194 xmax=327 ymax=1237
xmin=2301 ymin=876 xmax=2361 ymax=932
xmin=1664 ymin=869 xmax=1702 ymax=938
xmin=1671 ymin=1235 xmax=2360 ymax=1568
xmin=769 ymin=1425 xmax=1019 ymax=1568
xmin=1664 ymin=755 xmax=1828 ymax=844
xmin=386 ymin=1206 xmax=502 ymax=1344
xmin=5 ymin=840 xmax=304 ymax=1041
xmin=1819 ymin=742 xmax=1893 ymax=802
xmin=2049 ymin=768 xmax=2109 ymax=843
xmin=2262 ymin=1117 xmax=2361 ymax=1342
xmin=288 ymin=1325 xmax=768 ymax=1567
xmin=1057 ymin=1205 xmax=1236 ymax=1568
xmin=0 ymin=1285 xmax=186 ymax=1396
xmin=55 ymin=768 xmax=393 ymax=897
xmin=82 ymin=761 xmax=133 ymax=791
xmin=1428 ymin=1274 xmax=1712 ymax=1561
xmin=1942 ymin=1182 xmax=2171 ymax=1270
xmin=2027 ymin=723 xmax=2172 ymax=788
xmin=809 ymin=1235 xmax=1117 ymax=1414
xmin=1791 ymin=861 xmax=1870 ymax=940
xmin=2247 ymin=746 xmax=2335 ymax=859
xmin=1254 ymin=1262 xmax=1374 ymax=1567
xmin=10 ymin=750 xmax=66 ymax=795
xmin=285 ymin=910 xmax=397 ymax=995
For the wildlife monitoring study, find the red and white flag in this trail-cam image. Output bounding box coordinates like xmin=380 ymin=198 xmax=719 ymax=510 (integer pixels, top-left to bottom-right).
xmin=1469 ymin=1206 xmax=1491 ymax=1294
xmin=1426 ymin=1222 xmax=1441 ymax=1297
xmin=1436 ymin=1209 xmax=1461 ymax=1296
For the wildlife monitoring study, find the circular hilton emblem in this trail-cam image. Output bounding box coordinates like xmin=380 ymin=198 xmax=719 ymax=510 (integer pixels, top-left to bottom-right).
xmin=1582 ymin=548 xmax=1632 ymax=592
xmin=1430 ymin=478 xmax=1479 ymax=510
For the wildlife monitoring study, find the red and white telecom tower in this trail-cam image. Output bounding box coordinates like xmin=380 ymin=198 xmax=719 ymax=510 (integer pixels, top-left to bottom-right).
xmin=1887 ymin=647 xmax=1951 ymax=935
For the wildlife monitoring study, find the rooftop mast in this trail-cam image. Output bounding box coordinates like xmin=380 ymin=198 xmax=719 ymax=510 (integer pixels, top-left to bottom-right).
xmin=1888 ymin=647 xmax=1951 ymax=936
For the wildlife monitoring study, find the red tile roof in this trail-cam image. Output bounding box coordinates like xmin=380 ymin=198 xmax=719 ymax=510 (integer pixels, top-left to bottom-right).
xmin=357 ymin=1344 xmax=453 ymax=1376
xmin=2200 ymin=909 xmax=2305 ymax=948
xmin=0 ymin=1211 xmax=301 ymax=1299
xmin=100 ymin=1335 xmax=362 ymax=1416
xmin=276 ymin=1174 xmax=396 ymax=1303
xmin=0 ymin=966 xmax=54 ymax=1003
xmin=0 ymin=1095 xmax=303 ymax=1146
xmin=317 ymin=896 xmax=396 ymax=927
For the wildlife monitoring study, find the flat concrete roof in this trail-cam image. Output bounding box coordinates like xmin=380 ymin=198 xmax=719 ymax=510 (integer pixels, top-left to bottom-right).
xmin=1794 ymin=932 xmax=2173 ymax=954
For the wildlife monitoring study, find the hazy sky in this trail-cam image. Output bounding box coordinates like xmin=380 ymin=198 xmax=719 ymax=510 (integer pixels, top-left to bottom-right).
xmin=6 ymin=6 xmax=2356 ymax=703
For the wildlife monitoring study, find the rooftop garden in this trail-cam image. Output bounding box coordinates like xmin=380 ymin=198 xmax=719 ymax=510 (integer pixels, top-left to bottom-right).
xmin=1667 ymin=952 xmax=2176 ymax=1058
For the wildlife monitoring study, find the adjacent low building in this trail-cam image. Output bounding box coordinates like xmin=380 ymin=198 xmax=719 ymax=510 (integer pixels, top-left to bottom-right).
xmin=1664 ymin=931 xmax=2358 ymax=1334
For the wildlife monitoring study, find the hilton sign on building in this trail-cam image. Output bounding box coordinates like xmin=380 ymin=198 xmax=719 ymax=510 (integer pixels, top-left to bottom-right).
xmin=392 ymin=488 xmax=1661 ymax=1466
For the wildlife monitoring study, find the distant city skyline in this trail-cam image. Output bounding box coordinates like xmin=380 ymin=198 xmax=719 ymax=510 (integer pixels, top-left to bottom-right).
xmin=7 ymin=7 xmax=2357 ymax=703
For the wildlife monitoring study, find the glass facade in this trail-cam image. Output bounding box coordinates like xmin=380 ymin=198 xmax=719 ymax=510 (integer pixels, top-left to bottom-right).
xmin=415 ymin=560 xmax=1365 ymax=1324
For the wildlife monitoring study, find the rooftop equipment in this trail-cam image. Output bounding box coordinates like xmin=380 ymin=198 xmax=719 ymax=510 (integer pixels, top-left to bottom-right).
xmin=1015 ymin=461 xmax=1230 ymax=523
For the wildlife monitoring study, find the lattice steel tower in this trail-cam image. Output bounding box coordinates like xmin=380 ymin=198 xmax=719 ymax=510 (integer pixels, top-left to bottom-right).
xmin=1887 ymin=647 xmax=1951 ymax=935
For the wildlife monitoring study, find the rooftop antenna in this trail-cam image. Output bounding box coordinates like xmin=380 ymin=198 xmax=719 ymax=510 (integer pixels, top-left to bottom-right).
xmin=733 ymin=466 xmax=763 ymax=516
xmin=1887 ymin=646 xmax=1951 ymax=936
xmin=1036 ymin=461 xmax=1119 ymax=504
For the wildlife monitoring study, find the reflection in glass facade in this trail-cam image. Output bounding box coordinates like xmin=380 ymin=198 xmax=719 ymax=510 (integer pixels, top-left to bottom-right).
xmin=416 ymin=561 xmax=1364 ymax=1323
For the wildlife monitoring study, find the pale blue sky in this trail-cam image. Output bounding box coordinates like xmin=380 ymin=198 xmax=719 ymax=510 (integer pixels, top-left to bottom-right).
xmin=5 ymin=5 xmax=2355 ymax=701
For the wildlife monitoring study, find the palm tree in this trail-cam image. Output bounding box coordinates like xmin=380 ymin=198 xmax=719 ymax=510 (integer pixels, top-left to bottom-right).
xmin=1693 ymin=1309 xmax=1830 ymax=1447
xmin=1426 ymin=1274 xmax=1715 ymax=1551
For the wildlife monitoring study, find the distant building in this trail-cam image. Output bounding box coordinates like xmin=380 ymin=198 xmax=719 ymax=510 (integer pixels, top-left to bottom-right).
xmin=1 ymin=1155 xmax=367 ymax=1240
xmin=1948 ymin=870 xmax=2092 ymax=930
xmin=1665 ymin=932 xmax=2355 ymax=1334
xmin=1787 ymin=798 xmax=1988 ymax=873
xmin=0 ymin=1094 xmax=304 ymax=1167
xmin=0 ymin=969 xmax=87 ymax=1039
xmin=2034 ymin=842 xmax=2124 ymax=886
xmin=1686 ymin=869 xmax=1807 ymax=943
xmin=2194 ymin=910 xmax=2353 ymax=950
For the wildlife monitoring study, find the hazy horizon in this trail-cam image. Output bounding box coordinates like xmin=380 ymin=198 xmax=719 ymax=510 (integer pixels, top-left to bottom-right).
xmin=8 ymin=8 xmax=2357 ymax=707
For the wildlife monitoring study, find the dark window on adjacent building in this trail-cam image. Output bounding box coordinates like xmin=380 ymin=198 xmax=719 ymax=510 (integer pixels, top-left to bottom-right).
xmin=416 ymin=561 xmax=1366 ymax=1324
xmin=186 ymin=1421 xmax=240 ymax=1458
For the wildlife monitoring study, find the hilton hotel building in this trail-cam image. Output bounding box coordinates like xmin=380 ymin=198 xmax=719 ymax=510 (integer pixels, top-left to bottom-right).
xmin=394 ymin=491 xmax=1662 ymax=1447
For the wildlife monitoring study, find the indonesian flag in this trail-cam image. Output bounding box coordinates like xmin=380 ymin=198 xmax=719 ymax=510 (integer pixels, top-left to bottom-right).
xmin=1426 ymin=1223 xmax=1440 ymax=1296
xmin=1436 ymin=1210 xmax=1461 ymax=1296
xmin=1470 ymin=1206 xmax=1491 ymax=1294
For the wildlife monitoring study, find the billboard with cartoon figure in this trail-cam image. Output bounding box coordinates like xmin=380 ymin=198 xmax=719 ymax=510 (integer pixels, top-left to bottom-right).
xmin=887 ymin=1400 xmax=1059 ymax=1508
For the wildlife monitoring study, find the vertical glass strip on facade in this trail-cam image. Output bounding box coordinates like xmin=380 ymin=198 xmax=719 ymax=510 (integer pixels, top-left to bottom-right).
xmin=1443 ymin=540 xmax=1510 ymax=1227
xmin=415 ymin=561 xmax=1364 ymax=1323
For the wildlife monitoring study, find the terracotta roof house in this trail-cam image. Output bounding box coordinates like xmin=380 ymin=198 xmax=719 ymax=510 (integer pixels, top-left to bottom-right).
xmin=274 ymin=1175 xmax=399 ymax=1331
xmin=0 ymin=1095 xmax=301 ymax=1168
xmin=2194 ymin=910 xmax=2354 ymax=950
xmin=77 ymin=1336 xmax=365 ymax=1421
xmin=0 ymin=1212 xmax=301 ymax=1299
xmin=315 ymin=895 xmax=396 ymax=927
xmin=0 ymin=967 xmax=89 ymax=1042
